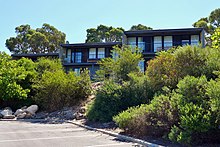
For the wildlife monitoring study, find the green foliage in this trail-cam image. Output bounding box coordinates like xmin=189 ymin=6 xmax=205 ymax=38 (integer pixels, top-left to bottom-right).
xmin=0 ymin=52 xmax=36 ymax=101
xmin=176 ymin=76 xmax=208 ymax=106
xmin=168 ymin=76 xmax=216 ymax=145
xmin=115 ymin=75 xmax=220 ymax=144
xmin=35 ymin=57 xmax=63 ymax=77
xmin=174 ymin=46 xmax=207 ymax=77
xmin=193 ymin=17 xmax=210 ymax=33
xmin=146 ymin=45 xmax=216 ymax=92
xmin=87 ymin=74 xmax=153 ymax=122
xmin=129 ymin=24 xmax=153 ymax=31
xmin=87 ymin=80 xmax=122 ymax=122
xmin=114 ymin=92 xmax=180 ymax=136
xmin=86 ymin=25 xmax=124 ymax=43
xmin=146 ymin=51 xmax=177 ymax=91
xmin=211 ymin=27 xmax=220 ymax=49
xmin=97 ymin=45 xmax=143 ymax=81
xmin=33 ymin=69 xmax=91 ymax=111
xmin=206 ymin=79 xmax=220 ymax=125
xmin=6 ymin=23 xmax=66 ymax=54
xmin=209 ymin=8 xmax=220 ymax=28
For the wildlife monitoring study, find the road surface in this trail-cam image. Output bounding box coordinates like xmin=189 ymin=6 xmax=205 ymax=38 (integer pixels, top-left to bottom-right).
xmin=0 ymin=120 xmax=142 ymax=147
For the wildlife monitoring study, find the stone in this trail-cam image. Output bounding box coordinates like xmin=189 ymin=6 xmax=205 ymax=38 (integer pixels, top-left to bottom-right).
xmin=17 ymin=112 xmax=26 ymax=119
xmin=79 ymin=107 xmax=86 ymax=113
xmin=26 ymin=105 xmax=38 ymax=115
xmin=21 ymin=106 xmax=27 ymax=110
xmin=74 ymin=112 xmax=84 ymax=120
xmin=1 ymin=107 xmax=13 ymax=116
xmin=24 ymin=112 xmax=33 ymax=119
xmin=3 ymin=115 xmax=15 ymax=119
xmin=14 ymin=109 xmax=24 ymax=116
xmin=63 ymin=110 xmax=74 ymax=120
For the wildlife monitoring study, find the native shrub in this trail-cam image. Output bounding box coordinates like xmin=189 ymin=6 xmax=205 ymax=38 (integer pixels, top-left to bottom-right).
xmin=33 ymin=68 xmax=91 ymax=111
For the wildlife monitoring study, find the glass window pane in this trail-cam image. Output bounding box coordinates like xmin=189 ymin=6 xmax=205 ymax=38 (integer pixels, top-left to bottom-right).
xmin=75 ymin=52 xmax=82 ymax=63
xmin=98 ymin=48 xmax=105 ymax=58
xmin=137 ymin=37 xmax=145 ymax=52
xmin=89 ymin=48 xmax=96 ymax=59
xmin=66 ymin=49 xmax=71 ymax=63
xmin=128 ymin=37 xmax=136 ymax=48
xmin=74 ymin=68 xmax=80 ymax=76
xmin=182 ymin=40 xmax=189 ymax=46
xmin=138 ymin=61 xmax=145 ymax=72
xmin=154 ymin=36 xmax=162 ymax=52
xmin=191 ymin=35 xmax=199 ymax=46
xmin=71 ymin=52 xmax=74 ymax=63
xmin=164 ymin=36 xmax=173 ymax=50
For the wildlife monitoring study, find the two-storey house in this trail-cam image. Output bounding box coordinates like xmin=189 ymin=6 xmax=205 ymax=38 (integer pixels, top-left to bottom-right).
xmin=60 ymin=28 xmax=205 ymax=76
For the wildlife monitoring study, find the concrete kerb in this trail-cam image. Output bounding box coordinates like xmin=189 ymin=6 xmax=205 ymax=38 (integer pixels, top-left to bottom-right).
xmin=67 ymin=120 xmax=164 ymax=147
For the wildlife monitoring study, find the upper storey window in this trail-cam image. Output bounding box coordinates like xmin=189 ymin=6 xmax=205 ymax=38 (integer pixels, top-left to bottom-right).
xmin=66 ymin=49 xmax=71 ymax=63
xmin=164 ymin=36 xmax=173 ymax=50
xmin=75 ymin=52 xmax=82 ymax=63
xmin=89 ymin=48 xmax=96 ymax=59
xmin=137 ymin=37 xmax=145 ymax=52
xmin=191 ymin=35 xmax=199 ymax=46
xmin=89 ymin=48 xmax=105 ymax=59
xmin=98 ymin=48 xmax=105 ymax=58
xmin=154 ymin=36 xmax=162 ymax=52
xmin=128 ymin=37 xmax=136 ymax=48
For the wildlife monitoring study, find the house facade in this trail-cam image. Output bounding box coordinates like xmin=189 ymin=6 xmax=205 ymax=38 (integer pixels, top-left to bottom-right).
xmin=60 ymin=42 xmax=122 ymax=75
xmin=123 ymin=28 xmax=205 ymax=61
xmin=11 ymin=28 xmax=205 ymax=77
xmin=61 ymin=28 xmax=205 ymax=75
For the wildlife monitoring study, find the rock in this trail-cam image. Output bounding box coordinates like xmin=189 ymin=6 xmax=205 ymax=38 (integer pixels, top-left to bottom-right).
xmin=1 ymin=107 xmax=13 ymax=116
xmin=17 ymin=112 xmax=26 ymax=119
xmin=26 ymin=105 xmax=38 ymax=115
xmin=74 ymin=112 xmax=84 ymax=120
xmin=24 ymin=112 xmax=33 ymax=119
xmin=3 ymin=115 xmax=15 ymax=119
xmin=21 ymin=106 xmax=27 ymax=110
xmin=14 ymin=109 xmax=24 ymax=116
xmin=79 ymin=107 xmax=86 ymax=114
xmin=63 ymin=110 xmax=74 ymax=120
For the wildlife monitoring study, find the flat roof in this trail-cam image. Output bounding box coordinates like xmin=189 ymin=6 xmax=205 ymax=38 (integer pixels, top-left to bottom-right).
xmin=124 ymin=28 xmax=204 ymax=36
xmin=61 ymin=42 xmax=122 ymax=49
xmin=11 ymin=53 xmax=59 ymax=57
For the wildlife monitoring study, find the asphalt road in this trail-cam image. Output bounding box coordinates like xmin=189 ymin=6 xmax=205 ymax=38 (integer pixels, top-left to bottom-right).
xmin=0 ymin=120 xmax=142 ymax=147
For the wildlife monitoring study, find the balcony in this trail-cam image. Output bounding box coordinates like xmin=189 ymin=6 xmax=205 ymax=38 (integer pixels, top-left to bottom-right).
xmin=128 ymin=41 xmax=199 ymax=53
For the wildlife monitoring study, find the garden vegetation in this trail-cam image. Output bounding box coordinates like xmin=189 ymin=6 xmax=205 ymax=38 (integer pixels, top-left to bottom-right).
xmin=87 ymin=28 xmax=220 ymax=145
xmin=0 ymin=55 xmax=92 ymax=111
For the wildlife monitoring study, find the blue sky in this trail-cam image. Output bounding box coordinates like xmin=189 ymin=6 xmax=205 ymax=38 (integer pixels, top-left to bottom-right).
xmin=0 ymin=0 xmax=219 ymax=54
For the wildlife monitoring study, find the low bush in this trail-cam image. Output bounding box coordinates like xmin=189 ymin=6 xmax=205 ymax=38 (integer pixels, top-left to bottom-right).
xmin=146 ymin=46 xmax=220 ymax=92
xmin=33 ymin=68 xmax=91 ymax=111
xmin=87 ymin=74 xmax=153 ymax=122
xmin=115 ymin=75 xmax=220 ymax=145
xmin=0 ymin=52 xmax=36 ymax=109
xmin=114 ymin=92 xmax=180 ymax=137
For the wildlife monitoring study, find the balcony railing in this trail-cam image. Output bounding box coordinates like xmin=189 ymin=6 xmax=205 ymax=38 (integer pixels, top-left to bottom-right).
xmin=128 ymin=41 xmax=199 ymax=53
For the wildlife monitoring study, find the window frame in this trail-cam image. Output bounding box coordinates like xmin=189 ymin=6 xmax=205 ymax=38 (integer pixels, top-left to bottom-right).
xmin=89 ymin=48 xmax=96 ymax=59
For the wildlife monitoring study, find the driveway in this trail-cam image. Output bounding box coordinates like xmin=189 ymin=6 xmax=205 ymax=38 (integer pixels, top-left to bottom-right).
xmin=0 ymin=120 xmax=142 ymax=147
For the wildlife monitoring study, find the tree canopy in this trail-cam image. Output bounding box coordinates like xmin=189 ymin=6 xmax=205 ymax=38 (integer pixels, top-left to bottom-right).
xmin=96 ymin=45 xmax=143 ymax=81
xmin=85 ymin=25 xmax=124 ymax=43
xmin=6 ymin=23 xmax=66 ymax=54
xmin=212 ymin=27 xmax=220 ymax=49
xmin=85 ymin=24 xmax=153 ymax=43
xmin=193 ymin=8 xmax=220 ymax=34
xmin=129 ymin=24 xmax=153 ymax=31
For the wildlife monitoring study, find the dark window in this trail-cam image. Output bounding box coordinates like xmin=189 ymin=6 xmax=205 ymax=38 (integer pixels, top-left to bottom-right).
xmin=75 ymin=52 xmax=82 ymax=63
